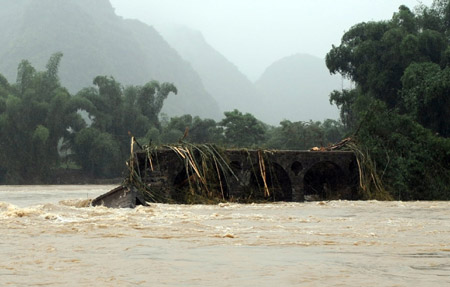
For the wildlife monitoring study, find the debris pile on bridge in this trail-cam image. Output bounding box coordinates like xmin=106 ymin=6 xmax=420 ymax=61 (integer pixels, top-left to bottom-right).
xmin=128 ymin=142 xmax=229 ymax=203
xmin=345 ymin=141 xmax=392 ymax=200
xmin=125 ymin=141 xmax=288 ymax=204
xmin=92 ymin=137 xmax=363 ymax=207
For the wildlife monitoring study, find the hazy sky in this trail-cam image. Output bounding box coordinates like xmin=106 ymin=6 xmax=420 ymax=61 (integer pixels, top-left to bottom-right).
xmin=109 ymin=0 xmax=433 ymax=81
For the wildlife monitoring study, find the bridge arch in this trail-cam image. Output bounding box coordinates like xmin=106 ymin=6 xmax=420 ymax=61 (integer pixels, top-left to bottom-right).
xmin=291 ymin=161 xmax=303 ymax=176
xmin=303 ymin=161 xmax=346 ymax=201
xmin=249 ymin=162 xmax=293 ymax=201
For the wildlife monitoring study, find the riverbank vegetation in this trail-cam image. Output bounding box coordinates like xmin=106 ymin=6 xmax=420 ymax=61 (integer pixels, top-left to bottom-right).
xmin=326 ymin=1 xmax=450 ymax=200
xmin=0 ymin=54 xmax=345 ymax=184
xmin=0 ymin=1 xmax=449 ymax=200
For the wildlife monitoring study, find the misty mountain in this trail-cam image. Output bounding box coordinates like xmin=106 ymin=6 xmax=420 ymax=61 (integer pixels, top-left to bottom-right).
xmin=0 ymin=0 xmax=221 ymax=119
xmin=255 ymin=54 xmax=341 ymax=125
xmin=158 ymin=25 xmax=263 ymax=118
xmin=157 ymin=25 xmax=342 ymax=125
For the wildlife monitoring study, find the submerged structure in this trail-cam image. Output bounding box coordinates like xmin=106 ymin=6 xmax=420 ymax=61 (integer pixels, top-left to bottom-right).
xmin=92 ymin=142 xmax=359 ymax=208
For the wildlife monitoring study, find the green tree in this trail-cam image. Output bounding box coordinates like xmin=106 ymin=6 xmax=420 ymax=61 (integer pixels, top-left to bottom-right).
xmin=329 ymin=89 xmax=359 ymax=130
xmin=326 ymin=1 xmax=450 ymax=199
xmin=159 ymin=114 xmax=223 ymax=144
xmin=354 ymin=99 xmax=450 ymax=200
xmin=264 ymin=120 xmax=344 ymax=150
xmin=189 ymin=117 xmax=224 ymax=144
xmin=0 ymin=53 xmax=86 ymax=183
xmin=0 ymin=53 xmax=178 ymax=182
xmin=137 ymin=81 xmax=177 ymax=128
xmin=401 ymin=62 xmax=450 ymax=136
xmin=72 ymin=127 xmax=122 ymax=177
xmin=219 ymin=109 xmax=266 ymax=147
xmin=74 ymin=78 xmax=177 ymax=176
xmin=327 ymin=2 xmax=449 ymax=135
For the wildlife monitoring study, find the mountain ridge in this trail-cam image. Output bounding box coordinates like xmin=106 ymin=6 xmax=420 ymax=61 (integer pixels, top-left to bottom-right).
xmin=0 ymin=0 xmax=221 ymax=119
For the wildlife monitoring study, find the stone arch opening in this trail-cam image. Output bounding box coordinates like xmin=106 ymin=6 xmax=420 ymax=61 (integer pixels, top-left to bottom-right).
xmin=249 ymin=162 xmax=293 ymax=201
xmin=291 ymin=161 xmax=303 ymax=176
xmin=172 ymin=167 xmax=191 ymax=203
xmin=303 ymin=161 xmax=346 ymax=201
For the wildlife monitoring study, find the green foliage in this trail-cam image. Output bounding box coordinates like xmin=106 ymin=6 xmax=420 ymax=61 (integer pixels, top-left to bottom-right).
xmin=0 ymin=54 xmax=177 ymax=182
xmin=73 ymin=128 xmax=122 ymax=177
xmin=189 ymin=117 xmax=224 ymax=144
xmin=33 ymin=125 xmax=50 ymax=143
xmin=326 ymin=0 xmax=450 ymax=199
xmin=0 ymin=53 xmax=88 ymax=183
xmin=264 ymin=120 xmax=344 ymax=150
xmin=160 ymin=129 xmax=184 ymax=144
xmin=401 ymin=62 xmax=450 ymax=136
xmin=329 ymin=89 xmax=359 ymax=130
xmin=43 ymin=52 xmax=64 ymax=93
xmin=354 ymin=100 xmax=450 ymax=200
xmin=73 ymin=77 xmax=177 ymax=177
xmin=158 ymin=114 xmax=224 ymax=144
xmin=138 ymin=81 xmax=177 ymax=126
xmin=0 ymin=74 xmax=10 ymax=100
xmin=219 ymin=109 xmax=266 ymax=147
xmin=16 ymin=60 xmax=36 ymax=96
xmin=326 ymin=4 xmax=450 ymax=110
xmin=144 ymin=127 xmax=161 ymax=145
xmin=155 ymin=111 xmax=344 ymax=152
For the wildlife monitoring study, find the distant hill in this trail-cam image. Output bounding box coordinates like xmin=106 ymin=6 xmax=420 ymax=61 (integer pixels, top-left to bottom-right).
xmin=158 ymin=26 xmax=342 ymax=125
xmin=0 ymin=0 xmax=221 ymax=119
xmin=255 ymin=54 xmax=341 ymax=125
xmin=159 ymin=25 xmax=263 ymax=118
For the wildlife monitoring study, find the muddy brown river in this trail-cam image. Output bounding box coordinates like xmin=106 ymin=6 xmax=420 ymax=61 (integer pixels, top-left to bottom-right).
xmin=1 ymin=185 xmax=449 ymax=286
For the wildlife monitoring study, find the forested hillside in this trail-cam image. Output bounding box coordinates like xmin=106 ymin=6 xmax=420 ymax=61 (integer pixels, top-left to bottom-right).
xmin=0 ymin=0 xmax=221 ymax=119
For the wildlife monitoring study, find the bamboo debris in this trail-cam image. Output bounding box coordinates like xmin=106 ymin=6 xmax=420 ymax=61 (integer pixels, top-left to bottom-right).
xmin=124 ymin=140 xmax=289 ymax=204
xmin=310 ymin=137 xmax=352 ymax=151
xmin=134 ymin=142 xmax=237 ymax=203
xmin=129 ymin=137 xmax=135 ymax=183
xmin=344 ymin=141 xmax=391 ymax=200
xmin=258 ymin=151 xmax=270 ymax=197
xmin=148 ymin=152 xmax=154 ymax=172
xmin=214 ymin=159 xmax=225 ymax=200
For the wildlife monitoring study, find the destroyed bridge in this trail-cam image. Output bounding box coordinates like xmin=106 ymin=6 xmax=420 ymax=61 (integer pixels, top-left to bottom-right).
xmin=93 ymin=146 xmax=359 ymax=207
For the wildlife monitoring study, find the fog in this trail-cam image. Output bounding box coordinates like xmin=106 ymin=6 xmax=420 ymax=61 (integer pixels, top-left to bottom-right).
xmin=109 ymin=0 xmax=433 ymax=81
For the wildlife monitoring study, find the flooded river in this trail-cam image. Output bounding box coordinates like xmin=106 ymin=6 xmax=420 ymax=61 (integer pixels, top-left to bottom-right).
xmin=1 ymin=185 xmax=449 ymax=286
